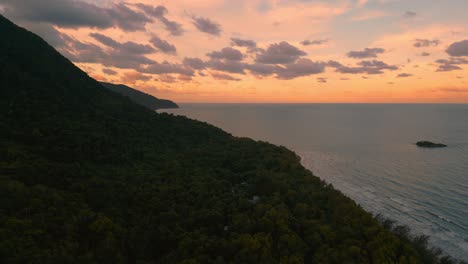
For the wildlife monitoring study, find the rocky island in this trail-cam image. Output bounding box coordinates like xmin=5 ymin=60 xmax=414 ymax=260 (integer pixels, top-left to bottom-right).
xmin=416 ymin=141 xmax=448 ymax=148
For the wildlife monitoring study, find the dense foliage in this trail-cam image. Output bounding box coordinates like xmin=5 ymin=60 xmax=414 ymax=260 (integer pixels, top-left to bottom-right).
xmin=0 ymin=15 xmax=463 ymax=263
xmin=100 ymin=82 xmax=178 ymax=110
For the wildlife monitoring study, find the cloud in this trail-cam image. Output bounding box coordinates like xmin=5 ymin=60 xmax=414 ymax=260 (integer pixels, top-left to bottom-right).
xmin=403 ymin=11 xmax=417 ymax=19
xmin=62 ymin=40 xmax=107 ymax=63
xmin=109 ymin=4 xmax=152 ymax=32
xmin=414 ymin=39 xmax=440 ymax=48
xmin=140 ymin=61 xmax=194 ymax=76
xmin=255 ymin=41 xmax=307 ymax=64
xmin=1 ymin=0 xmax=110 ymax=28
xmin=65 ymin=36 xmax=180 ymax=71
xmin=178 ymin=75 xmax=192 ymax=82
xmin=436 ymin=64 xmax=462 ymax=72
xmin=446 ymin=40 xmax=468 ymax=57
xmin=150 ymin=35 xmax=177 ymax=55
xmin=317 ymin=77 xmax=327 ymax=83
xmin=301 ymin=39 xmax=328 ymax=46
xmin=134 ymin=4 xmax=184 ymax=36
xmin=0 ymin=0 xmax=152 ymax=32
xmin=397 ymin=73 xmax=413 ymax=78
xmin=211 ymin=72 xmax=241 ymax=81
xmin=207 ymin=60 xmax=246 ymax=74
xmin=213 ymin=59 xmax=326 ymax=80
xmin=358 ymin=60 xmax=398 ymax=72
xmin=121 ymin=71 xmax=152 ymax=84
xmin=276 ymin=59 xmax=325 ymax=80
xmin=202 ymin=49 xmax=325 ymax=80
xmin=435 ymin=57 xmax=468 ymax=72
xmin=231 ymin=38 xmax=257 ymax=48
xmin=347 ymin=48 xmax=385 ymax=59
xmin=436 ymin=58 xmax=468 ymax=65
xmin=207 ymin=47 xmax=244 ymax=61
xmin=420 ymin=52 xmax=431 ymax=56
xmin=158 ymin=74 xmax=177 ymax=83
xmin=245 ymin=63 xmax=281 ymax=77
xmin=192 ymin=16 xmax=222 ymax=36
xmin=89 ymin=32 xmax=155 ymax=57
xmin=329 ymin=60 xmax=398 ymax=74
xmin=105 ymin=52 xmax=155 ymax=69
xmin=102 ymin=68 xmax=118 ymax=75
xmin=119 ymin=41 xmax=155 ymax=54
xmin=90 ymin=32 xmax=120 ymax=48
xmin=158 ymin=16 xmax=184 ymax=36
xmin=183 ymin=57 xmax=206 ymax=70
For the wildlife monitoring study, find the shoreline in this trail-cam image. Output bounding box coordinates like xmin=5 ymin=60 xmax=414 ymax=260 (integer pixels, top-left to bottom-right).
xmin=162 ymin=105 xmax=468 ymax=262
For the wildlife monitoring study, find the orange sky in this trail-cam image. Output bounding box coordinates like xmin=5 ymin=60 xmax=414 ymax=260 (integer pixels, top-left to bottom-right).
xmin=2 ymin=0 xmax=467 ymax=103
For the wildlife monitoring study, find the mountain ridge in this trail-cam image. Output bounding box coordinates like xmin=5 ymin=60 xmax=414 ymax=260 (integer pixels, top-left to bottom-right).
xmin=100 ymin=82 xmax=178 ymax=110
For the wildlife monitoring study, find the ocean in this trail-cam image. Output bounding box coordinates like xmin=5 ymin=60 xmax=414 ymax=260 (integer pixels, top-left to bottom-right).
xmin=163 ymin=104 xmax=468 ymax=261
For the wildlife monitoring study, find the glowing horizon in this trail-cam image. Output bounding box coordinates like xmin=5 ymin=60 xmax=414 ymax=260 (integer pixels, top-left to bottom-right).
xmin=1 ymin=0 xmax=467 ymax=103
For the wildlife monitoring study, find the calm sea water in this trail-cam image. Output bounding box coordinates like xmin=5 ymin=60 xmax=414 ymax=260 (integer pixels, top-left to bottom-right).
xmin=163 ymin=104 xmax=468 ymax=261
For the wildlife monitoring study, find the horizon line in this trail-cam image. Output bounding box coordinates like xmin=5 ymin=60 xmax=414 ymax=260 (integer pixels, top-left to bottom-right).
xmin=171 ymin=102 xmax=468 ymax=104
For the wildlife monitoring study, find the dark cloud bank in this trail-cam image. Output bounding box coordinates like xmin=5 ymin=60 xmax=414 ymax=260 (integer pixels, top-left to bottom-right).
xmin=0 ymin=1 xmax=431 ymax=82
xmin=0 ymin=0 xmax=151 ymax=31
xmin=434 ymin=39 xmax=468 ymax=72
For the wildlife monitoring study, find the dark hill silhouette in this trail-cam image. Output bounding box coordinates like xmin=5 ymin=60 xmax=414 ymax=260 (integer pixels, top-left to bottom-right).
xmin=100 ymin=82 xmax=178 ymax=110
xmin=0 ymin=15 xmax=463 ymax=263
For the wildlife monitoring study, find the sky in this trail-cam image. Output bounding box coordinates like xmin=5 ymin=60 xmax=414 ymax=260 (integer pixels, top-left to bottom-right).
xmin=1 ymin=0 xmax=468 ymax=103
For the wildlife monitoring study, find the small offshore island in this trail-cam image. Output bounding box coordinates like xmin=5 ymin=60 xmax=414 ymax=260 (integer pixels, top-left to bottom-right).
xmin=416 ymin=141 xmax=448 ymax=148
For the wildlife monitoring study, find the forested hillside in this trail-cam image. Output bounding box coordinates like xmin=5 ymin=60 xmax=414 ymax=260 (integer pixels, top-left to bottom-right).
xmin=100 ymin=82 xmax=178 ymax=110
xmin=0 ymin=15 xmax=462 ymax=263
